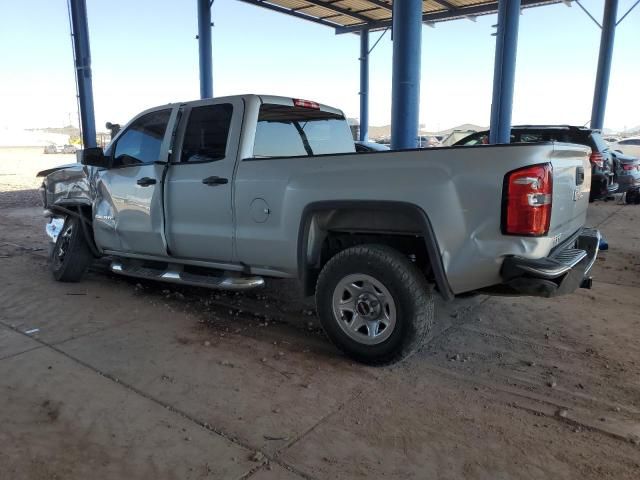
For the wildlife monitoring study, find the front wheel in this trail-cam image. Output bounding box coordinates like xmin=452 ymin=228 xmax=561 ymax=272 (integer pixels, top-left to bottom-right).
xmin=50 ymin=215 xmax=93 ymax=282
xmin=316 ymin=244 xmax=434 ymax=365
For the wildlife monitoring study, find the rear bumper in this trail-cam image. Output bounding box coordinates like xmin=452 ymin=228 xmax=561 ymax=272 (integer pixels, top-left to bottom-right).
xmin=498 ymin=228 xmax=601 ymax=298
xmin=615 ymin=174 xmax=640 ymax=193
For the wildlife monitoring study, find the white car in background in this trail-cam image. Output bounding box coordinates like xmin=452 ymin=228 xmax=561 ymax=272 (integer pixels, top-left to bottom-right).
xmin=62 ymin=144 xmax=78 ymax=154
xmin=611 ymin=137 xmax=640 ymax=158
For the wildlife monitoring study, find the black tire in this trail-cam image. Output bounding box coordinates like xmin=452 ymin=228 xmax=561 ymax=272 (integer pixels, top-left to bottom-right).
xmin=315 ymin=244 xmax=434 ymax=365
xmin=50 ymin=215 xmax=93 ymax=282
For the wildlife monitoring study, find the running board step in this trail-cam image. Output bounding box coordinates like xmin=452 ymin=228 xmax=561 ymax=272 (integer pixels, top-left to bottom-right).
xmin=110 ymin=261 xmax=264 ymax=291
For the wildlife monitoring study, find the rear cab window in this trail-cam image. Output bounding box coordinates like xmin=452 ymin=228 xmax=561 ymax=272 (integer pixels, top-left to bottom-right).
xmin=253 ymin=103 xmax=355 ymax=158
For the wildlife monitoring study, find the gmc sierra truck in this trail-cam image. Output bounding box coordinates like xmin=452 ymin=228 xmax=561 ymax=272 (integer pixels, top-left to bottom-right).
xmin=39 ymin=94 xmax=600 ymax=364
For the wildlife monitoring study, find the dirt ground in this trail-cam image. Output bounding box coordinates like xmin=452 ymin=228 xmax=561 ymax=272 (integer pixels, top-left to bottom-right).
xmin=1 ymin=147 xmax=639 ymax=480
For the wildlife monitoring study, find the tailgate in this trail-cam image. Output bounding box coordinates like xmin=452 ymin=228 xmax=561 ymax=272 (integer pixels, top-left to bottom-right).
xmin=547 ymin=143 xmax=592 ymax=242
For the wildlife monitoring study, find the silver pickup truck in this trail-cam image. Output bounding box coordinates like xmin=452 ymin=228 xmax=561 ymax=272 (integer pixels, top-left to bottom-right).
xmin=39 ymin=94 xmax=600 ymax=364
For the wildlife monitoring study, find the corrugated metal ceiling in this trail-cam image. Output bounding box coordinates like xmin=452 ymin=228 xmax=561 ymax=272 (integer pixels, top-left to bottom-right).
xmin=236 ymin=0 xmax=564 ymax=33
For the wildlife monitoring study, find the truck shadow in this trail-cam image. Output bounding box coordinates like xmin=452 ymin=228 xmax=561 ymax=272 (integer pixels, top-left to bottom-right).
xmin=98 ymin=265 xmax=485 ymax=365
xmin=106 ymin=271 xmax=344 ymax=359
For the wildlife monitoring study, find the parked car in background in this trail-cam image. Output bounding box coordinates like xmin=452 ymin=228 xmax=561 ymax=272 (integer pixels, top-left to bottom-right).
xmin=454 ymin=126 xmax=618 ymax=201
xmin=611 ymin=151 xmax=640 ymax=193
xmin=355 ymin=141 xmax=391 ymax=152
xmin=611 ymin=137 xmax=640 ymax=158
xmin=62 ymin=144 xmax=78 ymax=154
xmin=417 ymin=136 xmax=440 ymax=148
xmin=440 ymin=129 xmax=479 ymax=147
xmin=43 ymin=144 xmax=57 ymax=154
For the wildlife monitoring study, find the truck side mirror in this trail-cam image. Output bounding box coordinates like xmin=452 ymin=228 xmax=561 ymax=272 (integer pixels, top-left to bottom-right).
xmin=77 ymin=147 xmax=109 ymax=168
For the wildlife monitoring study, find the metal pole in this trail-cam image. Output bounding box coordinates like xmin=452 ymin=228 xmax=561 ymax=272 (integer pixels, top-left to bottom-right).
xmin=69 ymin=0 xmax=97 ymax=148
xmin=390 ymin=0 xmax=422 ymax=150
xmin=489 ymin=0 xmax=521 ymax=144
xmin=359 ymin=28 xmax=369 ymax=142
xmin=197 ymin=0 xmax=213 ymax=99
xmin=590 ymin=0 xmax=618 ymax=130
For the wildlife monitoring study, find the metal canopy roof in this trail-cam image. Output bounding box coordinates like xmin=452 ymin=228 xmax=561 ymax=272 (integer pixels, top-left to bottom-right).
xmin=237 ymin=0 xmax=564 ymax=33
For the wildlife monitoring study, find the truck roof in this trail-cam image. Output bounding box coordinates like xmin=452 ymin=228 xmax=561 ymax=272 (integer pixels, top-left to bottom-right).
xmin=151 ymin=94 xmax=345 ymax=118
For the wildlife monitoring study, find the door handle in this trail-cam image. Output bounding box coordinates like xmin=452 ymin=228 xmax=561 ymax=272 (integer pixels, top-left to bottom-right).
xmin=136 ymin=177 xmax=157 ymax=187
xmin=202 ymin=176 xmax=229 ymax=186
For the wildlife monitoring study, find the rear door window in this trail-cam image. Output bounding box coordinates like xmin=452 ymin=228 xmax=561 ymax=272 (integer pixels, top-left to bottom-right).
xmin=180 ymin=104 xmax=233 ymax=163
xmin=253 ymin=104 xmax=355 ymax=157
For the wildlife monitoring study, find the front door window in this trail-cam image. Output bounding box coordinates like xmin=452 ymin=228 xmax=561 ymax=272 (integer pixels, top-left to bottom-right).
xmin=112 ymin=109 xmax=172 ymax=167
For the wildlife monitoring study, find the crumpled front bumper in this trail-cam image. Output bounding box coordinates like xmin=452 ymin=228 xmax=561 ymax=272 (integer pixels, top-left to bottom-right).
xmin=500 ymin=228 xmax=601 ymax=298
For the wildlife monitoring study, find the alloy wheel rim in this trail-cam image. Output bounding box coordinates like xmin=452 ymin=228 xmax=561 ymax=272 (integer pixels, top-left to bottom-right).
xmin=54 ymin=223 xmax=73 ymax=267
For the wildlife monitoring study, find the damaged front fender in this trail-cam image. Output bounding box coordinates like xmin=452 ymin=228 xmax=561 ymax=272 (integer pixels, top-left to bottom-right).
xmin=40 ymin=164 xmax=103 ymax=257
xmin=41 ymin=164 xmax=92 ymax=209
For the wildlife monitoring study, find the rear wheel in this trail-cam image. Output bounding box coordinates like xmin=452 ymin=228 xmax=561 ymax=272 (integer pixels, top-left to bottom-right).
xmin=316 ymin=244 xmax=434 ymax=365
xmin=50 ymin=216 xmax=93 ymax=282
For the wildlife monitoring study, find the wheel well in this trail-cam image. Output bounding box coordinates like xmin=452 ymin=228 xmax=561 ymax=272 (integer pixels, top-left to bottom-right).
xmin=323 ymin=231 xmax=431 ymax=272
xmin=299 ymin=203 xmax=452 ymax=299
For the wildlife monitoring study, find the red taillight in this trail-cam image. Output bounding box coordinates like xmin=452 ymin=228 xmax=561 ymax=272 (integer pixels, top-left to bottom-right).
xmin=503 ymin=163 xmax=553 ymax=236
xmin=293 ymin=98 xmax=320 ymax=110
xmin=589 ymin=152 xmax=604 ymax=168
xmin=622 ymin=164 xmax=639 ymax=171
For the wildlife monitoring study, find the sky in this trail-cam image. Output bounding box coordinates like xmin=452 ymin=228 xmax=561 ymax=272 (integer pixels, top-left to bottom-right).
xmin=0 ymin=0 xmax=639 ymax=133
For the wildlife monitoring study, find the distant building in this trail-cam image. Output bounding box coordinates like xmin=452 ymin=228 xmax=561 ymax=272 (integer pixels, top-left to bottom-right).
xmin=0 ymin=128 xmax=69 ymax=147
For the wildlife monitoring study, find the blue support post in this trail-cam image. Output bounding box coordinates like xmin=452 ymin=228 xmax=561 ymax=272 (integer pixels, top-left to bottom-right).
xmin=590 ymin=0 xmax=619 ymax=130
xmin=359 ymin=28 xmax=369 ymax=142
xmin=489 ymin=0 xmax=521 ymax=144
xmin=197 ymin=0 xmax=213 ymax=99
xmin=390 ymin=0 xmax=422 ymax=150
xmin=69 ymin=0 xmax=97 ymax=148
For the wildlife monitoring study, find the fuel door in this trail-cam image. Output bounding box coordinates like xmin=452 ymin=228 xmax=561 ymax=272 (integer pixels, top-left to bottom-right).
xmin=250 ymin=198 xmax=271 ymax=223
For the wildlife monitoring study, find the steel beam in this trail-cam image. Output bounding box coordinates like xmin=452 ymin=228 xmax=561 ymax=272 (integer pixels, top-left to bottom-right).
xmin=364 ymin=0 xmax=392 ymax=12
xmin=359 ymin=29 xmax=370 ymax=141
xmin=336 ymin=0 xmax=558 ymax=34
xmin=590 ymin=0 xmax=618 ymax=130
xmin=296 ymin=0 xmax=373 ymax=23
xmin=68 ymin=0 xmax=96 ymax=148
xmin=432 ymin=0 xmax=458 ymax=10
xmin=617 ymin=0 xmax=640 ymax=25
xmin=236 ymin=0 xmax=342 ymax=28
xmin=390 ymin=0 xmax=422 ymax=149
xmin=489 ymin=0 xmax=521 ymax=144
xmin=197 ymin=0 xmax=213 ymax=99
